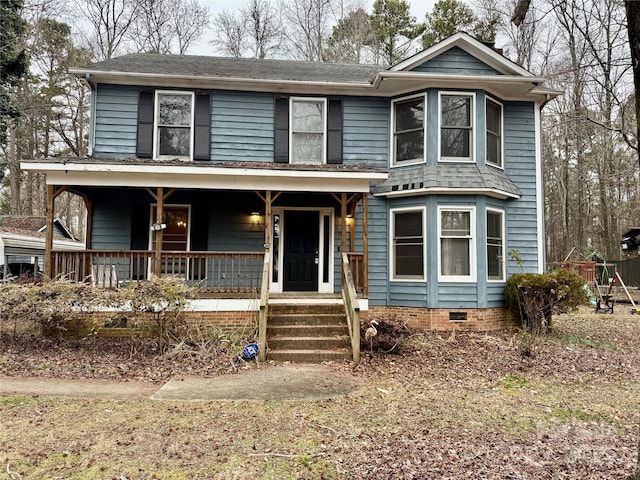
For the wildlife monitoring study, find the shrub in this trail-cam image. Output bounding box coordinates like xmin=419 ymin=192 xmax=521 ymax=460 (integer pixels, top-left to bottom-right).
xmin=125 ymin=275 xmax=192 ymax=352
xmin=505 ymin=269 xmax=588 ymax=333
xmin=0 ymin=280 xmax=126 ymax=336
xmin=360 ymin=316 xmax=412 ymax=354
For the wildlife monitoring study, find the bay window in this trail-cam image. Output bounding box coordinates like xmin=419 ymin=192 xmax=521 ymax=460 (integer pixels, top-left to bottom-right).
xmin=391 ymin=208 xmax=426 ymax=280
xmin=440 ymin=93 xmax=474 ymax=161
xmin=392 ymin=95 xmax=425 ymax=166
xmin=486 ymin=98 xmax=503 ymax=167
xmin=487 ymin=209 xmax=505 ymax=281
xmin=439 ymin=207 xmax=476 ymax=281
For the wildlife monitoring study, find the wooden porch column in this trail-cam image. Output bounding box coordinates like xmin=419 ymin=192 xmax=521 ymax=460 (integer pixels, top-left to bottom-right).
xmin=341 ymin=193 xmax=347 ymax=255
xmin=362 ymin=193 xmax=369 ymax=297
xmin=82 ymin=194 xmax=93 ymax=249
xmin=265 ymin=191 xmax=272 ymax=248
xmin=155 ymin=187 xmax=164 ymax=277
xmin=44 ymin=185 xmax=55 ymax=281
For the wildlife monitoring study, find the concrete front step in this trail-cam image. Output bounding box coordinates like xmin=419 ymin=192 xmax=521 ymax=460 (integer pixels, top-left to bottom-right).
xmin=267 ymin=348 xmax=352 ymax=363
xmin=268 ymin=335 xmax=350 ymax=350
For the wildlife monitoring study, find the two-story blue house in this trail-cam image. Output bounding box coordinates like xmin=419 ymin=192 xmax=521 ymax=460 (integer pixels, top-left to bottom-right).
xmin=22 ymin=33 xmax=558 ymax=361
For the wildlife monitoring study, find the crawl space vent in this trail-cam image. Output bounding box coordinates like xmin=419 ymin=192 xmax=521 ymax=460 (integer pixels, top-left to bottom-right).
xmin=449 ymin=312 xmax=468 ymax=322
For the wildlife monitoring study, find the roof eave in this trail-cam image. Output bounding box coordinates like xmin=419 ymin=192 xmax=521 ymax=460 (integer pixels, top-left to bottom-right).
xmin=374 ymin=187 xmax=521 ymax=200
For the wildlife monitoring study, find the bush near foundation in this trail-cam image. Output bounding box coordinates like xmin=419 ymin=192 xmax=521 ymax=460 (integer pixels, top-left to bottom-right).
xmin=504 ymin=269 xmax=588 ymax=333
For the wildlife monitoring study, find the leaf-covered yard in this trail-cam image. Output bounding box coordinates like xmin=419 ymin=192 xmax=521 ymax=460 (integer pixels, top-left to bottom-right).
xmin=1 ymin=312 xmax=639 ymax=479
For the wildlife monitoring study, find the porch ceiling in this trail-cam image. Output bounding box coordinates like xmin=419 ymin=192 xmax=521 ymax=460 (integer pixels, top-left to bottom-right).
xmin=20 ymin=160 xmax=388 ymax=193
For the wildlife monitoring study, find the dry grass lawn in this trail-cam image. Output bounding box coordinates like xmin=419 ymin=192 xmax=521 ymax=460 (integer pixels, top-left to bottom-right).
xmin=1 ymin=312 xmax=639 ymax=479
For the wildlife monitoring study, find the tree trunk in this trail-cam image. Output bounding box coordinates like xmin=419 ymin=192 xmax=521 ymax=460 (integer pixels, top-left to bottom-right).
xmin=626 ymin=0 xmax=640 ymax=169
xmin=624 ymin=2 xmax=640 ymax=476
xmin=8 ymin=125 xmax=21 ymax=215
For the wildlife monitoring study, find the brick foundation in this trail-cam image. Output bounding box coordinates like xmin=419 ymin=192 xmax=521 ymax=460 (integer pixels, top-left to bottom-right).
xmin=362 ymin=306 xmax=517 ymax=331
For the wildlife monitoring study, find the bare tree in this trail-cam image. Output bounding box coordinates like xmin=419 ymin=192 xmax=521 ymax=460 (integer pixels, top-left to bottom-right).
xmin=130 ymin=0 xmax=209 ymax=55
xmin=279 ymin=0 xmax=337 ymax=61
xmin=242 ymin=0 xmax=282 ymax=59
xmin=211 ymin=10 xmax=246 ymax=58
xmin=76 ymin=0 xmax=138 ymax=60
xmin=324 ymin=7 xmax=371 ymax=63
xmin=172 ymin=0 xmax=210 ymax=55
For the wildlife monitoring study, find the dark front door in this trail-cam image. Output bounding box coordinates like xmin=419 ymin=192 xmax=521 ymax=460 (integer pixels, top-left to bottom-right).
xmin=284 ymin=210 xmax=319 ymax=291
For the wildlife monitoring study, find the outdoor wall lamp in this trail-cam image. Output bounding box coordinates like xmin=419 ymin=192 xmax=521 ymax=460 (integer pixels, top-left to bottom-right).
xmin=345 ymin=215 xmax=354 ymax=227
xmin=250 ymin=211 xmax=262 ymax=225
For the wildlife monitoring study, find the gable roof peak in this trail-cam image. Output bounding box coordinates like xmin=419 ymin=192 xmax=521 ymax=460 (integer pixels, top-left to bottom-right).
xmin=390 ymin=31 xmax=532 ymax=77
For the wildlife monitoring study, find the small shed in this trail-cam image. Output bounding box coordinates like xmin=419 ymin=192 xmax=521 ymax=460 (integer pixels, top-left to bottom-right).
xmin=0 ymin=216 xmax=84 ymax=278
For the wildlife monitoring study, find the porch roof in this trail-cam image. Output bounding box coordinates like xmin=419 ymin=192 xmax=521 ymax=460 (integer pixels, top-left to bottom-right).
xmin=20 ymin=158 xmax=388 ymax=194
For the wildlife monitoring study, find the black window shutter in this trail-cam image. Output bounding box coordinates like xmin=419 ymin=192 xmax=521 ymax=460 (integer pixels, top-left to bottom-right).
xmin=327 ymin=99 xmax=343 ymax=164
xmin=136 ymin=91 xmax=154 ymax=158
xmin=274 ymin=97 xmax=289 ymax=163
xmin=193 ymin=94 xmax=211 ymax=161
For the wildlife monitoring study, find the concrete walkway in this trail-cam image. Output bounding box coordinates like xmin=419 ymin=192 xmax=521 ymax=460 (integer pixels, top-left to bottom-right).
xmin=0 ymin=365 xmax=362 ymax=402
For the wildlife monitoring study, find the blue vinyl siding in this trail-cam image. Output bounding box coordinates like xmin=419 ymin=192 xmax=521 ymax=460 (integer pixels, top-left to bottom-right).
xmin=367 ymin=195 xmax=389 ymax=306
xmin=503 ymin=101 xmax=538 ymax=274
xmin=343 ymin=98 xmax=389 ymax=169
xmin=92 ymin=200 xmax=131 ymax=249
xmin=211 ymin=91 xmax=274 ymax=162
xmin=93 ymin=85 xmax=138 ymax=158
xmin=412 ymin=47 xmax=501 ymax=75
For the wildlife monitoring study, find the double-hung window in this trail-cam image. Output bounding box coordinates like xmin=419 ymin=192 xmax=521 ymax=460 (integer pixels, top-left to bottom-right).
xmin=392 ymin=95 xmax=425 ymax=166
xmin=439 ymin=207 xmax=476 ymax=281
xmin=155 ymin=91 xmax=194 ymax=159
xmin=487 ymin=209 xmax=505 ymax=281
xmin=291 ymin=97 xmax=326 ymax=164
xmin=440 ymin=93 xmax=474 ymax=162
xmin=391 ymin=208 xmax=425 ymax=280
xmin=486 ymin=98 xmax=503 ymax=168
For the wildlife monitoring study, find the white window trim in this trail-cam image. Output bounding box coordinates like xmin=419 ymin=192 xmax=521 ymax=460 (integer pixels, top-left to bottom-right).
xmin=486 ymin=207 xmax=506 ymax=282
xmin=153 ymin=90 xmax=195 ymax=161
xmin=389 ymin=206 xmax=426 ymax=282
xmin=390 ymin=93 xmax=427 ymax=168
xmin=289 ymin=97 xmax=327 ymax=165
xmin=438 ymin=91 xmax=476 ymax=163
xmin=485 ymin=96 xmax=504 ymax=170
xmin=437 ymin=206 xmax=476 ymax=283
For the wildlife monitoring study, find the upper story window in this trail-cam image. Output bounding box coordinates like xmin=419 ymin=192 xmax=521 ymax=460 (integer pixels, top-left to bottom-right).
xmin=438 ymin=207 xmax=476 ymax=282
xmin=274 ymin=97 xmax=342 ymax=165
xmin=155 ymin=91 xmax=194 ymax=159
xmin=290 ymin=97 xmax=326 ymax=164
xmin=391 ymin=95 xmax=425 ymax=166
xmin=486 ymin=98 xmax=503 ymax=168
xmin=390 ymin=207 xmax=426 ymax=281
xmin=487 ymin=208 xmax=505 ymax=281
xmin=136 ymin=90 xmax=209 ymax=161
xmin=440 ymin=92 xmax=474 ymax=162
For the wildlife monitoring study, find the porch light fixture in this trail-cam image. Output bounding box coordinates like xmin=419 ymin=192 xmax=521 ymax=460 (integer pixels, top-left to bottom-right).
xmin=345 ymin=215 xmax=354 ymax=227
xmin=151 ymin=223 xmax=167 ymax=231
xmin=250 ymin=211 xmax=262 ymax=225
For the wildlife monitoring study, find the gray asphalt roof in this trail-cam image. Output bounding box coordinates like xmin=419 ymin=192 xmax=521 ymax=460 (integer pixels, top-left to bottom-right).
xmin=79 ymin=54 xmax=384 ymax=84
xmin=372 ymin=164 xmax=522 ymax=197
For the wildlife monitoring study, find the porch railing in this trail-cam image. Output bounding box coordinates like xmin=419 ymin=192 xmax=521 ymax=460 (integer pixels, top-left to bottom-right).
xmin=341 ymin=252 xmax=361 ymax=363
xmin=51 ymin=250 xmax=265 ymax=293
xmin=346 ymin=252 xmax=365 ymax=294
